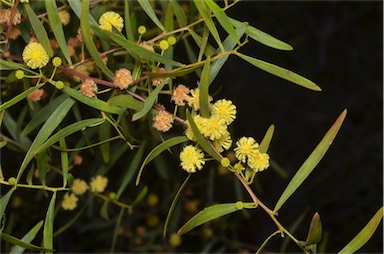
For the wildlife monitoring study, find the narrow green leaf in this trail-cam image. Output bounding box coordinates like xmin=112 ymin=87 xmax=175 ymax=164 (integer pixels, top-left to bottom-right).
xmin=100 ymin=200 xmax=110 ymax=221
xmin=93 ymin=26 xmax=183 ymax=67
xmin=132 ymin=82 xmax=167 ymax=121
xmin=108 ymin=94 xmax=144 ymax=111
xmin=305 ymin=212 xmax=322 ymax=246
xmin=45 ymin=0 xmax=72 ymax=65
xmin=0 ymin=188 xmax=15 ymax=222
xmin=259 ymin=124 xmax=275 ymax=153
xmin=59 ymin=138 xmax=69 ymax=187
xmin=339 ymin=206 xmax=383 ymax=254
xmin=163 ymin=174 xmax=191 ymax=238
xmin=236 ymin=53 xmax=321 ymax=91
xmin=36 ymin=150 xmax=48 ymax=185
xmin=193 ymin=0 xmax=224 ymax=51
xmin=170 ymin=0 xmax=187 ymax=27
xmin=124 ymin=0 xmax=135 ymax=41
xmin=0 ymin=140 xmax=7 ymax=149
xmin=197 ymin=25 xmax=211 ymax=61
xmin=10 ymin=220 xmax=44 ymax=254
xmin=145 ymin=63 xmax=205 ymax=78
xmin=178 ymin=202 xmax=256 ymax=235
xmin=164 ymin=3 xmax=174 ymax=32
xmin=131 ymin=186 xmax=148 ymax=206
xmin=111 ymin=208 xmax=125 ymax=253
xmin=16 ymin=98 xmax=75 ymax=182
xmin=274 ymin=109 xmax=347 ymax=212
xmin=24 ymin=4 xmax=53 ymax=57
xmin=137 ymin=0 xmax=165 ymax=31
xmin=35 ymin=118 xmax=104 ymax=155
xmin=205 ymin=0 xmax=239 ymax=44
xmin=62 ymin=86 xmax=123 ymax=114
xmin=23 ymin=94 xmax=69 ymax=136
xmin=199 ymin=57 xmax=211 ymax=118
xmin=136 ymin=136 xmax=188 ymax=186
xmin=43 ymin=192 xmax=56 ymax=254
xmin=81 ymin=0 xmax=114 ymax=80
xmin=230 ymin=18 xmax=293 ymax=51
xmin=116 ymin=142 xmax=146 ymax=199
xmin=67 ymin=0 xmax=98 ymax=25
xmin=0 ymin=59 xmax=34 ymax=72
xmin=209 ymin=22 xmax=248 ymax=85
xmin=1 ymin=232 xmax=48 ymax=252
xmin=0 ymin=84 xmax=44 ymax=112
xmin=186 ymin=110 xmax=221 ymax=162
xmin=99 ymin=122 xmax=111 ymax=163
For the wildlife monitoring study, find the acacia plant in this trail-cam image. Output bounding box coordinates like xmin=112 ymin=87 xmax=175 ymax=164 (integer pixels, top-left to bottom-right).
xmin=0 ymin=0 xmax=382 ymax=253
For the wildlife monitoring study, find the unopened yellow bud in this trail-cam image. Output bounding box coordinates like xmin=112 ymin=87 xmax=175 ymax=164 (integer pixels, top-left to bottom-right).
xmin=55 ymin=81 xmax=64 ymax=89
xmin=138 ymin=25 xmax=147 ymax=35
xmin=159 ymin=40 xmax=169 ymax=51
xmin=15 ymin=70 xmax=25 ymax=79
xmin=167 ymin=36 xmax=176 ymax=46
xmin=52 ymin=57 xmax=62 ymax=67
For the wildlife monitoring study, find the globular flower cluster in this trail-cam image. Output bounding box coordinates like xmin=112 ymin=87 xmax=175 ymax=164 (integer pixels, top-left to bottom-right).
xmin=234 ymin=137 xmax=270 ymax=172
xmin=22 ymin=42 xmax=50 ymax=69
xmin=61 ymin=178 xmax=89 ymax=211
xmin=99 ymin=11 xmax=124 ymax=32
xmin=153 ymin=110 xmax=174 ymax=132
xmin=179 ymin=145 xmax=205 ymax=173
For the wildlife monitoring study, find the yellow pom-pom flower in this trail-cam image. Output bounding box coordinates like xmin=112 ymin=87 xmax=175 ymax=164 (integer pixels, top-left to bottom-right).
xmin=234 ymin=137 xmax=259 ymax=163
xmin=180 ymin=145 xmax=205 ymax=173
xmin=213 ymin=130 xmax=232 ymax=152
xmin=247 ymin=151 xmax=270 ymax=172
xmin=52 ymin=57 xmax=62 ymax=67
xmin=200 ymin=115 xmax=227 ymax=140
xmin=99 ymin=11 xmax=124 ymax=32
xmin=15 ymin=70 xmax=24 ymax=79
xmin=159 ymin=40 xmax=169 ymax=51
xmin=62 ymin=193 xmax=78 ymax=210
xmin=138 ymin=25 xmax=147 ymax=35
xmin=167 ymin=36 xmax=177 ymax=46
xmin=22 ymin=42 xmax=50 ymax=69
xmin=211 ymin=99 xmax=237 ymax=125
xmin=72 ymin=179 xmax=89 ymax=195
xmin=90 ymin=175 xmax=108 ymax=193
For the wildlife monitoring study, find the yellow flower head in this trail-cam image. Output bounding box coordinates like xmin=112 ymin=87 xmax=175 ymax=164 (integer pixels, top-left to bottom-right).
xmin=248 ymin=152 xmax=270 ymax=172
xmin=52 ymin=57 xmax=62 ymax=67
xmin=22 ymin=42 xmax=50 ymax=69
xmin=114 ymin=68 xmax=132 ymax=89
xmin=58 ymin=10 xmax=70 ymax=26
xmin=62 ymin=193 xmax=78 ymax=210
xmin=211 ymin=99 xmax=236 ymax=125
xmin=185 ymin=114 xmax=206 ymax=141
xmin=138 ymin=25 xmax=147 ymax=35
xmin=153 ymin=110 xmax=174 ymax=132
xmin=171 ymin=84 xmax=190 ymax=106
xmin=234 ymin=137 xmax=259 ymax=163
xmin=180 ymin=145 xmax=205 ymax=173
xmin=90 ymin=175 xmax=108 ymax=193
xmin=15 ymin=70 xmax=24 ymax=79
xmin=159 ymin=40 xmax=169 ymax=50
xmin=99 ymin=11 xmax=124 ymax=32
xmin=167 ymin=36 xmax=177 ymax=46
xmin=213 ymin=130 xmax=232 ymax=152
xmin=187 ymin=87 xmax=212 ymax=111
xmin=72 ymin=179 xmax=89 ymax=195
xmin=200 ymin=115 xmax=228 ymax=140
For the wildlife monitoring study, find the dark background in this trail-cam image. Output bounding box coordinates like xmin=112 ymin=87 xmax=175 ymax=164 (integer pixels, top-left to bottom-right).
xmin=215 ymin=1 xmax=383 ymax=252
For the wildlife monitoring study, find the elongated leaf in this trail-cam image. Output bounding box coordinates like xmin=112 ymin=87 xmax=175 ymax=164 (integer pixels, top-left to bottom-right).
xmin=132 ymin=82 xmax=166 ymax=121
xmin=62 ymin=86 xmax=123 ymax=114
xmin=67 ymin=0 xmax=98 ymax=25
xmin=117 ymin=142 xmax=146 ymax=198
xmin=16 ymin=98 xmax=75 ymax=182
xmin=0 ymin=84 xmax=44 ymax=112
xmin=186 ymin=110 xmax=221 ymax=162
xmin=208 ymin=22 xmax=248 ymax=85
xmin=230 ymin=18 xmax=293 ymax=51
xmin=339 ymin=206 xmax=383 ymax=254
xmin=163 ymin=174 xmax=190 ymax=238
xmin=259 ymin=124 xmax=275 ymax=153
xmin=23 ymin=94 xmax=69 ymax=135
xmin=199 ymin=57 xmax=211 ymax=118
xmin=35 ymin=118 xmax=104 ymax=154
xmin=131 ymin=186 xmax=148 ymax=206
xmin=178 ymin=202 xmax=257 ymax=235
xmin=43 ymin=192 xmax=56 ymax=254
xmin=193 ymin=0 xmax=224 ymax=51
xmin=205 ymin=0 xmax=239 ymax=44
xmin=305 ymin=212 xmax=322 ymax=246
xmin=24 ymin=4 xmax=53 ymax=57
xmin=93 ymin=26 xmax=183 ymax=67
xmin=10 ymin=220 xmax=44 ymax=254
xmin=99 ymin=122 xmax=111 ymax=163
xmin=136 ymin=136 xmax=188 ymax=186
xmin=45 ymin=0 xmax=72 ymax=65
xmin=59 ymin=138 xmax=69 ymax=187
xmin=0 ymin=59 xmax=34 ymax=72
xmin=36 ymin=150 xmax=48 ymax=185
xmin=1 ymin=232 xmax=48 ymax=252
xmin=80 ymin=0 xmax=114 ymax=79
xmin=137 ymin=0 xmax=165 ymax=31
xmin=170 ymin=0 xmax=187 ymax=27
xmin=108 ymin=94 xmax=144 ymax=111
xmin=0 ymin=188 xmax=15 ymax=222
xmin=124 ymin=0 xmax=135 ymax=41
xmin=236 ymin=53 xmax=321 ymax=91
xmin=274 ymin=109 xmax=347 ymax=212
xmin=100 ymin=200 xmax=110 ymax=221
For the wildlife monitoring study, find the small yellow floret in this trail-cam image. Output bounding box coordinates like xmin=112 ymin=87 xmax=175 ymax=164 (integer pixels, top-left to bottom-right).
xmin=138 ymin=25 xmax=147 ymax=35
xmin=187 ymin=87 xmax=212 ymax=111
xmin=221 ymin=157 xmax=231 ymax=167
xmin=167 ymin=36 xmax=177 ymax=46
xmin=234 ymin=137 xmax=259 ymax=163
xmin=15 ymin=70 xmax=24 ymax=79
xmin=58 ymin=10 xmax=70 ymax=26
xmin=159 ymin=40 xmax=169 ymax=50
xmin=211 ymin=99 xmax=236 ymax=125
xmin=62 ymin=193 xmax=78 ymax=210
xmin=99 ymin=11 xmax=124 ymax=32
xmin=22 ymin=42 xmax=50 ymax=69
xmin=179 ymin=145 xmax=205 ymax=173
xmin=247 ymin=152 xmax=270 ymax=172
xmin=213 ymin=130 xmax=232 ymax=152
xmin=90 ymin=175 xmax=108 ymax=193
xmin=72 ymin=179 xmax=88 ymax=195
xmin=52 ymin=57 xmax=62 ymax=67
xmin=200 ymin=115 xmax=227 ymax=140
